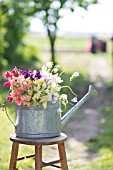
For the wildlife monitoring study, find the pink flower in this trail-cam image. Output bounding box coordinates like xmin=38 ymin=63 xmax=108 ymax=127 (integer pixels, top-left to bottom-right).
xmin=15 ymin=98 xmax=22 ymax=105
xmin=11 ymin=91 xmax=17 ymax=98
xmin=1 ymin=103 xmax=6 ymax=111
xmin=5 ymin=71 xmax=12 ymax=79
xmin=8 ymin=96 xmax=13 ymax=103
xmin=22 ymin=96 xmax=31 ymax=102
xmin=10 ymin=77 xmax=17 ymax=86
xmin=4 ymin=82 xmax=10 ymax=87
xmin=12 ymin=69 xmax=18 ymax=77
xmin=23 ymin=101 xmax=30 ymax=107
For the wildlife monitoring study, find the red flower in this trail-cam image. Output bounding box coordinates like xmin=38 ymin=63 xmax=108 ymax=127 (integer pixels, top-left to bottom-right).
xmin=5 ymin=71 xmax=12 ymax=78
xmin=12 ymin=70 xmax=18 ymax=77
xmin=8 ymin=96 xmax=13 ymax=103
xmin=4 ymin=82 xmax=10 ymax=87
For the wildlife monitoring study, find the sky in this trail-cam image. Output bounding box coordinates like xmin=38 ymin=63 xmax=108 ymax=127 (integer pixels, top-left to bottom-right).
xmin=30 ymin=0 xmax=113 ymax=35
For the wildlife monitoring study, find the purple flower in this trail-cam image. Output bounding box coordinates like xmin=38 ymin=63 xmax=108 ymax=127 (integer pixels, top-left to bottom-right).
xmin=35 ymin=72 xmax=42 ymax=79
xmin=23 ymin=69 xmax=29 ymax=79
xmin=23 ymin=69 xmax=33 ymax=79
xmin=52 ymin=95 xmax=57 ymax=103
xmin=23 ymin=69 xmax=42 ymax=80
xmin=29 ymin=73 xmax=34 ymax=80
xmin=18 ymin=69 xmax=22 ymax=74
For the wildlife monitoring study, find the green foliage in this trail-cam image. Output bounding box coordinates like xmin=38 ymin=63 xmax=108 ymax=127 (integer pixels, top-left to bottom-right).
xmin=2 ymin=0 xmax=30 ymax=64
xmin=0 ymin=0 xmax=41 ymax=73
xmin=108 ymin=81 xmax=113 ymax=95
xmin=5 ymin=44 xmax=41 ymax=71
xmin=0 ymin=1 xmax=8 ymax=72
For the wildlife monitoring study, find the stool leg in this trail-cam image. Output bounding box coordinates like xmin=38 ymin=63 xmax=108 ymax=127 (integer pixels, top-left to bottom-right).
xmin=9 ymin=142 xmax=19 ymax=170
xmin=58 ymin=142 xmax=68 ymax=170
xmin=35 ymin=145 xmax=42 ymax=170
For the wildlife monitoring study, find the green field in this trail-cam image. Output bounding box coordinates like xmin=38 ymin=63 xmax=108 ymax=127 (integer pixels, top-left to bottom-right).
xmin=24 ymin=32 xmax=112 ymax=73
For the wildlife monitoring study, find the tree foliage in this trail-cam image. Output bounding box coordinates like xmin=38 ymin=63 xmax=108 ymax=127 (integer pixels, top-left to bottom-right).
xmin=0 ymin=0 xmax=8 ymax=72
xmin=0 ymin=0 xmax=35 ymax=69
xmin=1 ymin=0 xmax=31 ymax=64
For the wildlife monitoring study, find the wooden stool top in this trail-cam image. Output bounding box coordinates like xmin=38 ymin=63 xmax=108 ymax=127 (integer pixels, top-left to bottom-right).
xmin=10 ymin=133 xmax=67 ymax=145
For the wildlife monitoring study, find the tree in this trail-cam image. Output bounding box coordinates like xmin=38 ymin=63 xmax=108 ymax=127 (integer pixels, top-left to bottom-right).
xmin=29 ymin=0 xmax=98 ymax=64
xmin=2 ymin=0 xmax=31 ymax=64
xmin=0 ymin=0 xmax=8 ymax=72
xmin=0 ymin=0 xmax=36 ymax=66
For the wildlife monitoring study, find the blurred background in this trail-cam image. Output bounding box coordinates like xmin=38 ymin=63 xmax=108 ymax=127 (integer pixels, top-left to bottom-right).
xmin=0 ymin=0 xmax=113 ymax=169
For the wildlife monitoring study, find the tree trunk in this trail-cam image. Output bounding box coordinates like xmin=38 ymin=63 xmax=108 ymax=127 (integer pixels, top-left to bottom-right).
xmin=47 ymin=29 xmax=56 ymax=65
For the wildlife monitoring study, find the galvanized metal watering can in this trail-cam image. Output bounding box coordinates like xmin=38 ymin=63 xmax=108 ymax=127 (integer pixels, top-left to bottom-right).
xmin=14 ymin=85 xmax=97 ymax=139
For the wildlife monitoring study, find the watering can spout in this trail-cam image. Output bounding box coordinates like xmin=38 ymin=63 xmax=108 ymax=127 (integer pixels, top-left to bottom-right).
xmin=61 ymin=85 xmax=97 ymax=128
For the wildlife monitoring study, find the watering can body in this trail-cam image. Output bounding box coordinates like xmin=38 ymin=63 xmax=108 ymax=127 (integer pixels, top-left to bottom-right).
xmin=15 ymin=85 xmax=97 ymax=138
xmin=15 ymin=101 xmax=61 ymax=138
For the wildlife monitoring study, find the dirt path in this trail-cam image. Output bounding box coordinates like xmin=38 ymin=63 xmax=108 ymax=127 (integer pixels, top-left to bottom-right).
xmin=66 ymin=56 xmax=112 ymax=142
xmin=42 ymin=56 xmax=112 ymax=170
xmin=65 ymin=85 xmax=111 ymax=169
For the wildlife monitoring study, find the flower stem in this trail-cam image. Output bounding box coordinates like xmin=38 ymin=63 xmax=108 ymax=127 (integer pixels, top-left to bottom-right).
xmin=61 ymin=85 xmax=77 ymax=96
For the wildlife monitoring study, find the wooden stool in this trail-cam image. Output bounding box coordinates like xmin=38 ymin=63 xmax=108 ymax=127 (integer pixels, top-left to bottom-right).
xmin=9 ymin=133 xmax=68 ymax=170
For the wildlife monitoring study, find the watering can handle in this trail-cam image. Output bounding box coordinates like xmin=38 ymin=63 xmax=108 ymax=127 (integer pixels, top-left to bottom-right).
xmin=4 ymin=105 xmax=15 ymax=127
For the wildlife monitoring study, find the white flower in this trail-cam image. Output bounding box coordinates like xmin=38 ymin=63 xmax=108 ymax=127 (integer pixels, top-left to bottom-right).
xmin=59 ymin=94 xmax=67 ymax=100
xmin=42 ymin=82 xmax=47 ymax=88
xmin=53 ymin=65 xmax=61 ymax=73
xmin=32 ymin=92 xmax=41 ymax=100
xmin=53 ymin=74 xmax=63 ymax=83
xmin=42 ymin=101 xmax=47 ymax=109
xmin=71 ymin=97 xmax=77 ymax=103
xmin=33 ymin=85 xmax=40 ymax=91
xmin=40 ymin=94 xmax=52 ymax=102
xmin=44 ymin=89 xmax=49 ymax=94
xmin=51 ymin=81 xmax=57 ymax=88
xmin=41 ymin=65 xmax=48 ymax=75
xmin=59 ymin=94 xmax=68 ymax=109
xmin=57 ymin=108 xmax=62 ymax=114
xmin=33 ymin=70 xmax=37 ymax=74
xmin=56 ymin=76 xmax=63 ymax=83
xmin=46 ymin=62 xmax=53 ymax=69
xmin=70 ymin=72 xmax=79 ymax=81
xmin=52 ymin=85 xmax=61 ymax=92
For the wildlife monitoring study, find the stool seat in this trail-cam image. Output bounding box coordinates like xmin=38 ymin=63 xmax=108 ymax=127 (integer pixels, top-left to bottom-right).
xmin=9 ymin=133 xmax=68 ymax=170
xmin=10 ymin=132 xmax=67 ymax=145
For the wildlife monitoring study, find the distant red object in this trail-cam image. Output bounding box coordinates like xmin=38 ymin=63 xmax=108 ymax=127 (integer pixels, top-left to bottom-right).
xmin=111 ymin=37 xmax=113 ymax=41
xmin=88 ymin=36 xmax=107 ymax=53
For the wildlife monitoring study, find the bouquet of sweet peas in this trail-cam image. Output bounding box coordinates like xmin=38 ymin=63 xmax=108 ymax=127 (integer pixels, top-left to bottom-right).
xmin=4 ymin=62 xmax=79 ymax=109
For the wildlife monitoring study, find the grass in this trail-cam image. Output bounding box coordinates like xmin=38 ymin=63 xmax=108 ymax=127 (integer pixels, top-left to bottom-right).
xmin=81 ymin=101 xmax=113 ymax=170
xmin=25 ymin=32 xmax=89 ymax=50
